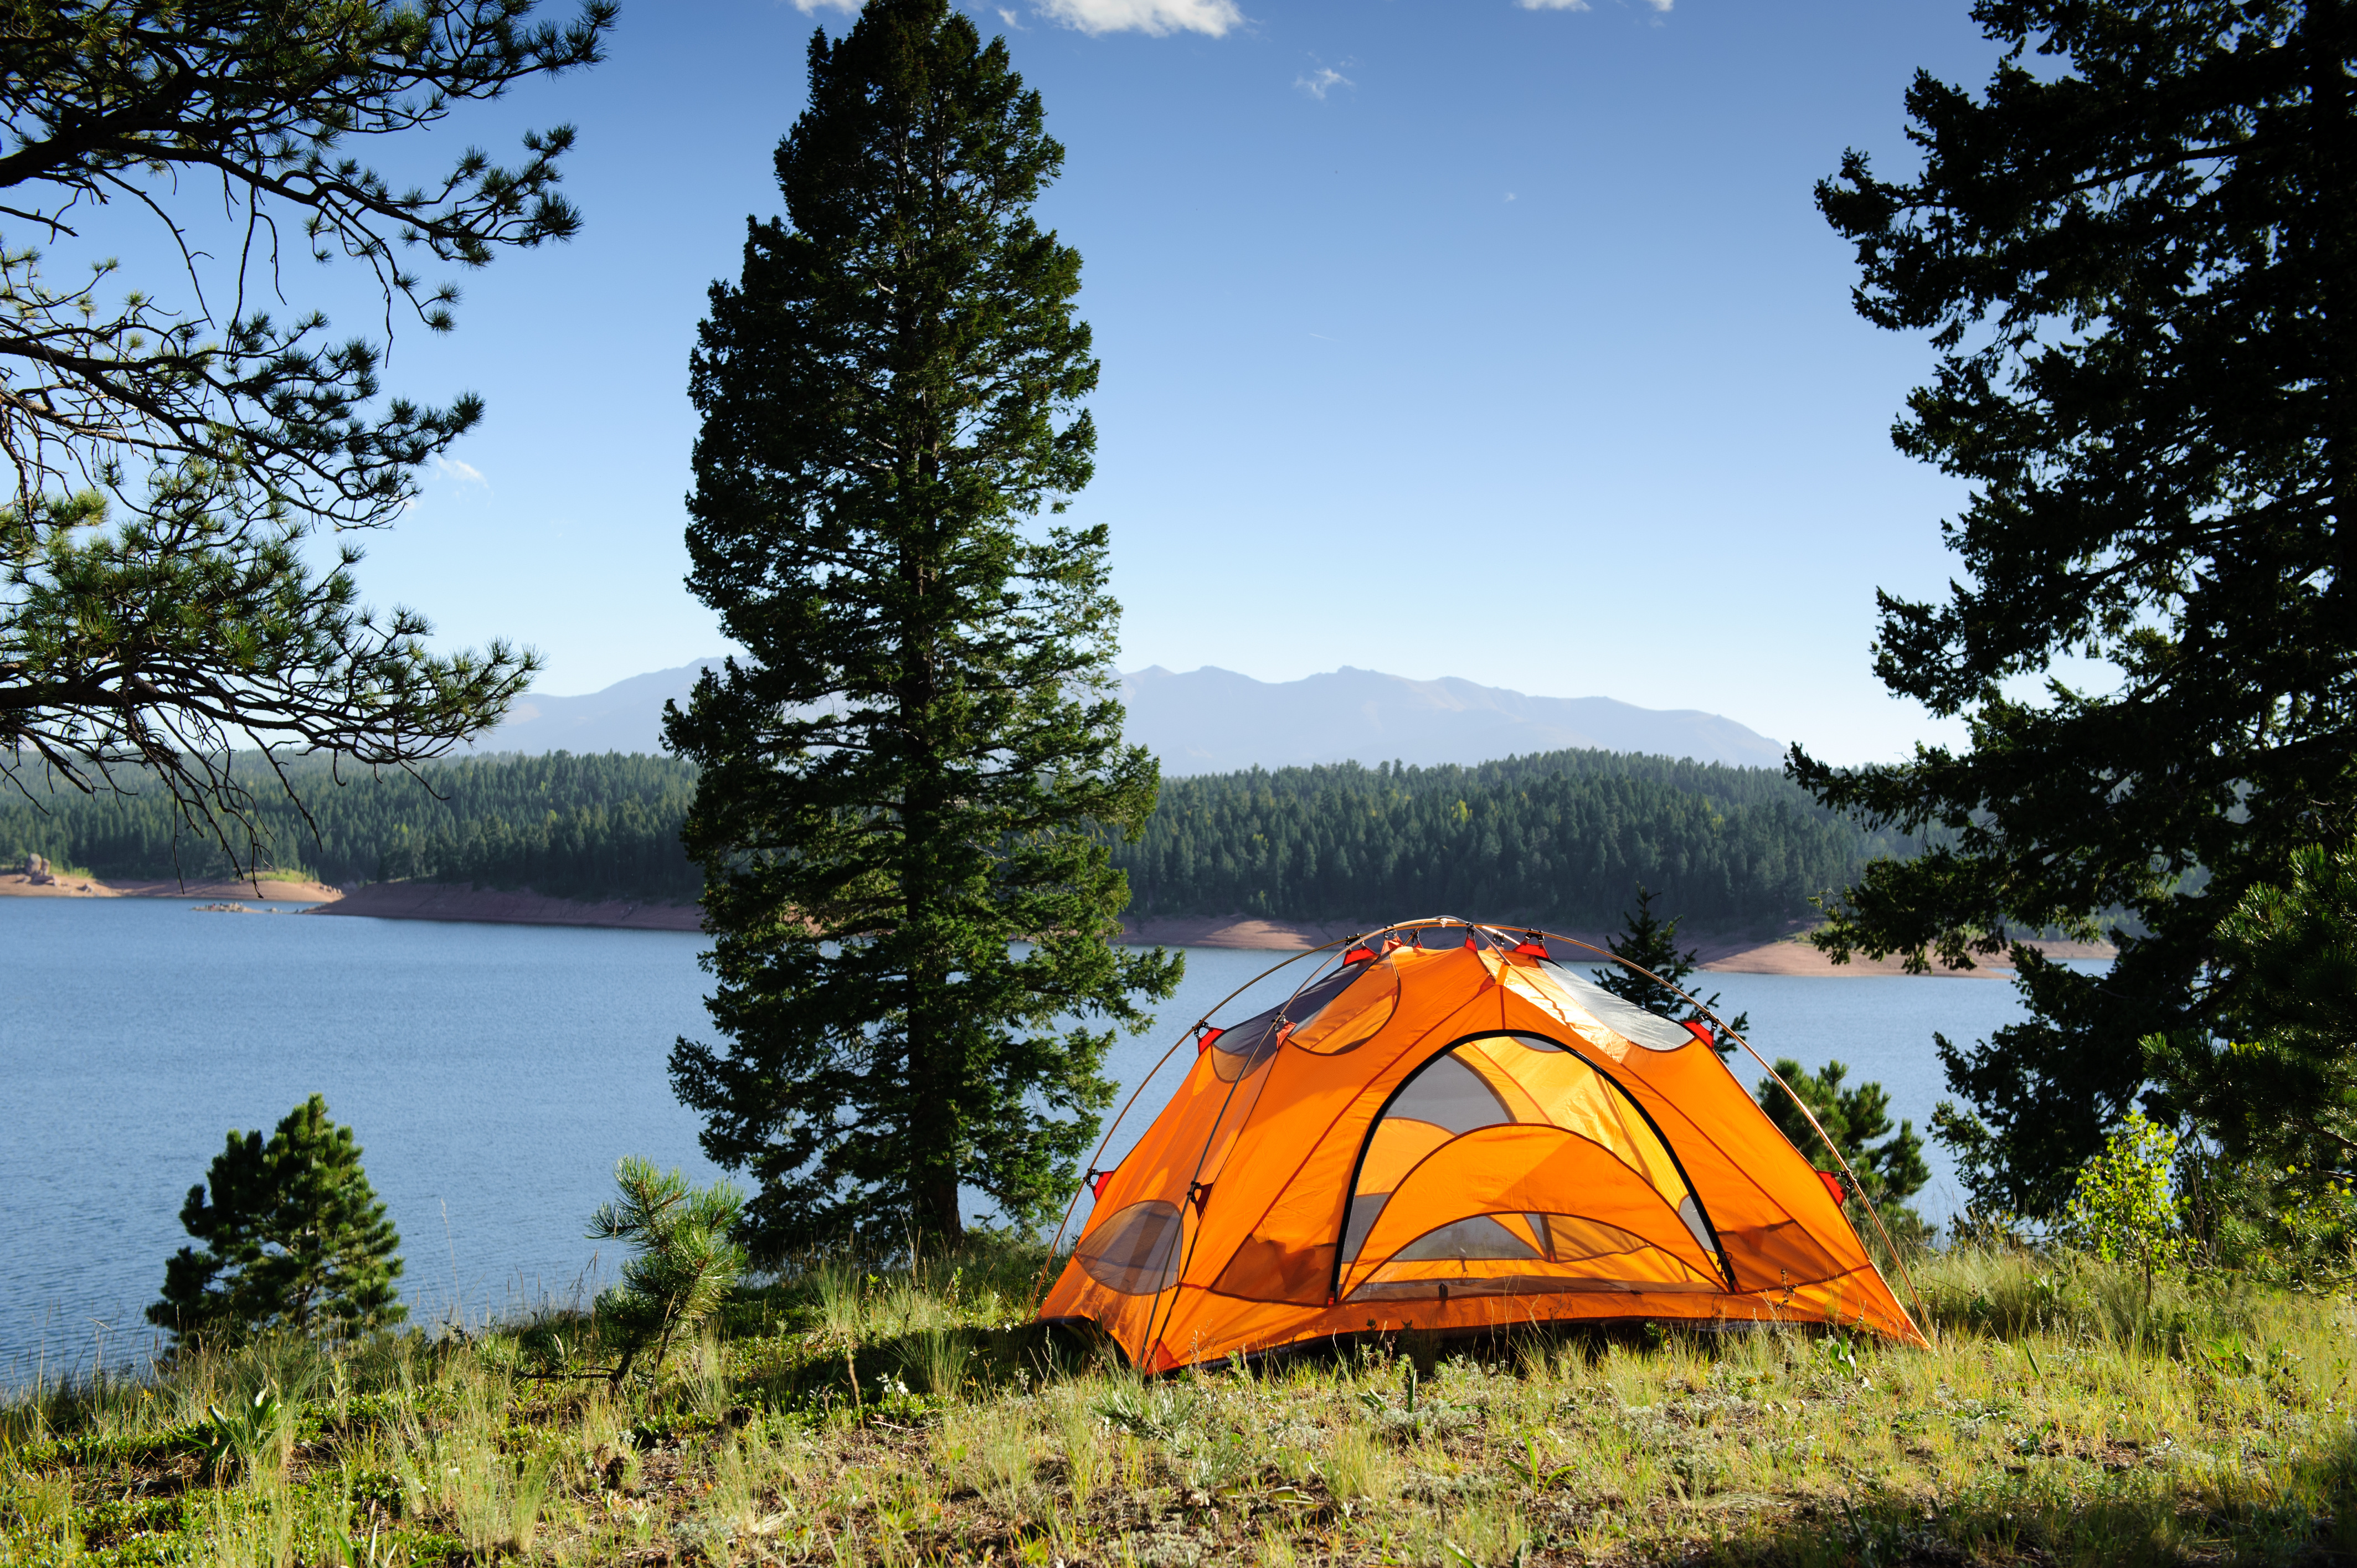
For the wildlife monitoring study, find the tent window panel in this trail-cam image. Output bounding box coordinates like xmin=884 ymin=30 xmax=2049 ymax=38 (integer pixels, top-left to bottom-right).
xmin=1386 ymin=1050 xmax=1514 ymax=1136
xmin=1535 ymin=1212 xmax=1654 ymax=1263
xmin=1344 ymin=1125 xmax=1726 ymax=1288
xmin=1075 ymin=1200 xmax=1185 ymax=1296
xmin=1350 ymin=1213 xmax=1722 ymax=1298
xmin=1342 ymin=1192 xmax=1389 ymax=1263
xmin=1208 ymin=966 xmax=1362 ymax=1082
xmin=1677 ymin=1195 xmax=1716 ymax=1261
xmin=1288 ymin=960 xmax=1402 ymax=1055
xmin=1533 ymin=960 xmax=1700 ymax=1053
xmin=1391 ymin=1215 xmax=1543 ymax=1263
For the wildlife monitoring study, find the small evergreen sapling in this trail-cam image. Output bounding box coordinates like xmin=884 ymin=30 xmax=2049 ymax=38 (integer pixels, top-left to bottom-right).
xmin=1594 ymin=885 xmax=1749 ymax=1055
xmin=148 ymin=1095 xmax=405 ymax=1345
xmin=588 ymin=1158 xmax=746 ymax=1385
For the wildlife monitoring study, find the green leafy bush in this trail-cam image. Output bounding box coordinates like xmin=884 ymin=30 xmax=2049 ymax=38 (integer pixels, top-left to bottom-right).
xmin=2059 ymin=1111 xmax=2186 ymax=1310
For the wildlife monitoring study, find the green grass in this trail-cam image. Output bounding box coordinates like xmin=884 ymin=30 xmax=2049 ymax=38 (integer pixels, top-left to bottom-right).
xmin=4 ymin=1244 xmax=2352 ymax=1565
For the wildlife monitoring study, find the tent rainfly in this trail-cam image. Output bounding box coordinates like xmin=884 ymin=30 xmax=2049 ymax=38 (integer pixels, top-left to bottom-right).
xmin=1037 ymin=920 xmax=1928 ymax=1370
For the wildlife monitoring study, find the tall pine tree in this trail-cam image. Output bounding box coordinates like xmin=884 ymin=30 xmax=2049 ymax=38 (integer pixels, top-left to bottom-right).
xmin=1799 ymin=0 xmax=2357 ymax=1213
xmin=667 ymin=0 xmax=1180 ymax=1256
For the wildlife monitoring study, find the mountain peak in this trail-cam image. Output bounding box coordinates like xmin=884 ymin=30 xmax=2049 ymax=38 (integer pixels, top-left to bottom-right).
xmin=1118 ymin=667 xmax=1781 ymax=774
xmin=478 ymin=658 xmax=1782 ymax=772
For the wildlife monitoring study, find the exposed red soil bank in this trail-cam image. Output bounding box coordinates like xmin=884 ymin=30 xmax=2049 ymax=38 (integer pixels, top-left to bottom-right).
xmin=309 ymin=880 xmax=701 ymax=932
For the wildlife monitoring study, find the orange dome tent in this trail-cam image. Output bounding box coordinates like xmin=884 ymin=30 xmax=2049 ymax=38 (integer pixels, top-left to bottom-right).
xmin=1038 ymin=920 xmax=1928 ymax=1370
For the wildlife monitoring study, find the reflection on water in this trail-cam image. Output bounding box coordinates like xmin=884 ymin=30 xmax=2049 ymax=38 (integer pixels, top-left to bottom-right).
xmin=2 ymin=901 xmax=2071 ymax=1378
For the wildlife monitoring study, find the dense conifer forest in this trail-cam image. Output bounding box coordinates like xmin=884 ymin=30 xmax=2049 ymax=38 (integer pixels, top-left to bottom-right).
xmin=2 ymin=748 xmax=1911 ymax=927
xmin=1122 ymin=754 xmax=1916 ymax=931
xmin=0 ymin=753 xmax=702 ymax=903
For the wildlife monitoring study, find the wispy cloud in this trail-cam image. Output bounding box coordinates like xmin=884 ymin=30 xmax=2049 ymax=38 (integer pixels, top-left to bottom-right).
xmin=786 ymin=0 xmax=861 ymax=12
xmin=1517 ymin=0 xmax=1592 ymax=10
xmin=1295 ymin=64 xmax=1352 ymax=100
xmin=435 ymin=456 xmax=488 ymax=487
xmin=1033 ymin=0 xmax=1242 ymax=36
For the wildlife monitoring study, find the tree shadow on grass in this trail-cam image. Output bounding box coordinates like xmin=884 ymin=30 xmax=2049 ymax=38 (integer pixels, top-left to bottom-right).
xmin=1712 ymin=1424 xmax=2357 ymax=1567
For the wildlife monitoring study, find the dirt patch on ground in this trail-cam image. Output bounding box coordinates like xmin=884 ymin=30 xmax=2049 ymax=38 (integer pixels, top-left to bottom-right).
xmin=0 ymin=870 xmax=116 ymax=898
xmin=310 ymin=880 xmax=701 ymax=931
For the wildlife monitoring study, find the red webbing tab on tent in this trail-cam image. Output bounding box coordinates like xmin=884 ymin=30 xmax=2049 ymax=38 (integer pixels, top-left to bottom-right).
xmin=1089 ymin=1169 xmax=1114 ymax=1200
xmin=1513 ymin=937 xmax=1547 ymax=956
xmin=1342 ymin=946 xmax=1377 ymax=964
xmin=1681 ymin=1019 xmax=1715 ymax=1046
xmin=1818 ymin=1169 xmax=1847 ymax=1205
xmin=1464 ymin=935 xmax=1478 ymax=950
xmin=1196 ymin=1026 xmax=1224 ymax=1055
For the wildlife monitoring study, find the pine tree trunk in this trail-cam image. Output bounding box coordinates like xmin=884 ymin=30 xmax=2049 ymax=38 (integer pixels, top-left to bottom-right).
xmin=900 ymin=511 xmax=964 ymax=1249
xmin=2310 ymin=0 xmax=2356 ymax=597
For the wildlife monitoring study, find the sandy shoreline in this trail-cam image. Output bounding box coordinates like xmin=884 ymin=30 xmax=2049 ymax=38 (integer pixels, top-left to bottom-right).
xmin=6 ymin=875 xmax=2112 ymax=973
xmin=0 ymin=870 xmax=343 ymax=902
xmin=1116 ymin=914 xmax=2109 ymax=975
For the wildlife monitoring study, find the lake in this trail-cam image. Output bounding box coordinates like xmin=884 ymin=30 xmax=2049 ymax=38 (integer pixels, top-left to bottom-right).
xmin=1 ymin=899 xmax=2059 ymax=1380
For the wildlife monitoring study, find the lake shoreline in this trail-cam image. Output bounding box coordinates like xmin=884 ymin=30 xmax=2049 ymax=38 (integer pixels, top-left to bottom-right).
xmin=6 ymin=874 xmax=2112 ymax=974
xmin=0 ymin=870 xmax=343 ymax=902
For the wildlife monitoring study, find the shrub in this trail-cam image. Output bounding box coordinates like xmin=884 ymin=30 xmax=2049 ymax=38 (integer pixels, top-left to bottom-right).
xmin=2058 ymin=1111 xmax=2186 ymax=1311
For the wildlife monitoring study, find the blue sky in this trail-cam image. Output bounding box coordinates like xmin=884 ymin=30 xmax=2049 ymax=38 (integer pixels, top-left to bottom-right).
xmin=303 ymin=0 xmax=2003 ymax=764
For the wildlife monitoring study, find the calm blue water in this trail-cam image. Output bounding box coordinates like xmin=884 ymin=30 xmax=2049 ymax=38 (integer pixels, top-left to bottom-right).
xmin=1 ymin=900 xmax=2058 ymax=1380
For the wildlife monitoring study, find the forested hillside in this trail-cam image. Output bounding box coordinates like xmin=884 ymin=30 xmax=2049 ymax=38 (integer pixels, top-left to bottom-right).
xmin=1121 ymin=754 xmax=1916 ymax=931
xmin=0 ymin=754 xmax=701 ymax=902
xmin=2 ymin=747 xmax=1910 ymax=927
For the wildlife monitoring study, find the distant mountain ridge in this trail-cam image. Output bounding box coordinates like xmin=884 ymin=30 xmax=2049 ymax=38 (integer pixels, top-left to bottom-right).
xmin=477 ymin=658 xmax=1783 ymax=771
xmin=471 ymin=659 xmax=728 ymax=757
xmin=1120 ymin=666 xmax=1783 ymax=773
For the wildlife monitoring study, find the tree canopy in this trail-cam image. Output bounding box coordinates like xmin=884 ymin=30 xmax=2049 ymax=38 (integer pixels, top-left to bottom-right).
xmin=2 ymin=744 xmax=1915 ymax=924
xmin=666 ymin=0 xmax=1179 ymax=1255
xmin=1798 ymin=0 xmax=2357 ymax=1212
xmin=2 ymin=0 xmax=613 ymax=843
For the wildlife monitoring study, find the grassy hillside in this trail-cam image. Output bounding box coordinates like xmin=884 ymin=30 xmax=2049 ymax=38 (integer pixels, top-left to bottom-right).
xmin=4 ymin=1246 xmax=2350 ymax=1566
